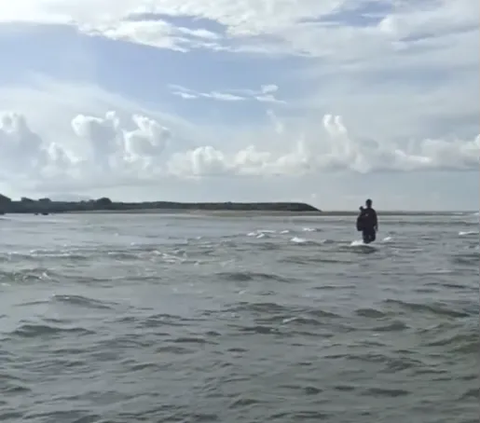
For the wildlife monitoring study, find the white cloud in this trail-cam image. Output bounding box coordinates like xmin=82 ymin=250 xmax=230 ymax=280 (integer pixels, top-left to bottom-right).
xmin=70 ymin=111 xmax=171 ymax=169
xmin=207 ymin=92 xmax=245 ymax=102
xmin=0 ymin=107 xmax=477 ymax=195
xmin=0 ymin=112 xmax=46 ymax=174
xmin=169 ymin=83 xmax=285 ymax=104
xmin=1 ymin=0 xmax=476 ymax=61
xmin=267 ymin=109 xmax=285 ymax=134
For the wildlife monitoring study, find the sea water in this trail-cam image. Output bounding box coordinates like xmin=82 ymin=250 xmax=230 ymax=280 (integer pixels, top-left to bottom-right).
xmin=0 ymin=212 xmax=478 ymax=422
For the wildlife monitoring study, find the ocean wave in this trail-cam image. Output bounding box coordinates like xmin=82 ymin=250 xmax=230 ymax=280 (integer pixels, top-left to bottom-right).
xmin=383 ymin=299 xmax=472 ymax=318
xmin=280 ymin=255 xmax=352 ymax=265
xmin=246 ymin=229 xmax=277 ymax=238
xmin=215 ymin=271 xmax=295 ymax=283
xmin=10 ymin=323 xmax=94 ymax=339
xmin=458 ymin=230 xmax=479 ymax=236
xmin=0 ymin=267 xmax=57 ymax=285
xmin=355 ymin=308 xmax=389 ymax=318
xmin=136 ymin=313 xmax=195 ymax=329
xmin=451 ymin=250 xmax=480 ymax=266
xmin=425 ymin=331 xmax=478 ymax=355
xmin=301 ymin=227 xmax=321 ymax=232
xmin=51 ymin=294 xmax=116 ymax=310
xmin=360 ymin=387 xmax=410 ymax=397
xmin=223 ymin=301 xmax=342 ymax=330
xmin=394 ymin=219 xmax=478 ymax=228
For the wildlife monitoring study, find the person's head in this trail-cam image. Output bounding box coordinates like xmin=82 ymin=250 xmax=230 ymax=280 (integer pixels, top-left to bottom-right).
xmin=365 ymin=199 xmax=372 ymax=208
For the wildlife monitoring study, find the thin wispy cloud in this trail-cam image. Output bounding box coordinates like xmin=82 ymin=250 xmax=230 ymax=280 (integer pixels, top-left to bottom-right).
xmin=169 ymin=84 xmax=285 ymax=104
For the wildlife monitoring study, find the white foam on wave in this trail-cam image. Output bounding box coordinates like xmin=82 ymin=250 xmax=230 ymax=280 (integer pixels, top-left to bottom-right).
xmin=459 ymin=231 xmax=478 ymax=236
xmin=349 ymin=240 xmax=377 ymax=248
xmin=350 ymin=240 xmax=365 ymax=247
xmin=382 ymin=236 xmax=393 ymax=242
xmin=247 ymin=229 xmax=276 ymax=237
xmin=291 ymin=236 xmax=308 ymax=244
xmin=431 ymin=268 xmax=454 ymax=274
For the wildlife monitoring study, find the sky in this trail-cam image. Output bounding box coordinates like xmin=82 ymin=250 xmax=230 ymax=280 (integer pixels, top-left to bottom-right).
xmin=0 ymin=0 xmax=478 ymax=211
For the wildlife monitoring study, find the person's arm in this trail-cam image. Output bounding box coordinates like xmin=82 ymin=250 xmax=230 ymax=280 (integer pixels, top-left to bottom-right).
xmin=373 ymin=210 xmax=378 ymax=230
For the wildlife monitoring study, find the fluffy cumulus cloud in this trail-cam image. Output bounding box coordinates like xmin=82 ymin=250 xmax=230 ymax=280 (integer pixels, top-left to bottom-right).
xmin=0 ymin=108 xmax=477 ymax=193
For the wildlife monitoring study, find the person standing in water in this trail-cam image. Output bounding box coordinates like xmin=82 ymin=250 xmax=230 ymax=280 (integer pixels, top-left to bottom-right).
xmin=356 ymin=199 xmax=378 ymax=244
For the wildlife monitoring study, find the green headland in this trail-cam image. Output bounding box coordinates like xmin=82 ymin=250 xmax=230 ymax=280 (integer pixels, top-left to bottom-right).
xmin=0 ymin=194 xmax=321 ymax=215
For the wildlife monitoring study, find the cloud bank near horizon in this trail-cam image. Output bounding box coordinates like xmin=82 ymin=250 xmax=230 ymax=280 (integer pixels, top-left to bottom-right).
xmin=1 ymin=109 xmax=478 ymax=193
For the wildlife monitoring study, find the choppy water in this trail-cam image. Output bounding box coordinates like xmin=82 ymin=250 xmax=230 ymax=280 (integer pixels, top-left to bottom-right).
xmin=0 ymin=212 xmax=478 ymax=423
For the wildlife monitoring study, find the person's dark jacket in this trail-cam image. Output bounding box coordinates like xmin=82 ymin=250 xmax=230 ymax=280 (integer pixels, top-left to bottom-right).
xmin=356 ymin=207 xmax=378 ymax=231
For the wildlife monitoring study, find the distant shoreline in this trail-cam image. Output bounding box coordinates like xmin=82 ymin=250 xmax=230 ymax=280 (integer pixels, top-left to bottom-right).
xmin=0 ymin=196 xmax=321 ymax=215
xmin=0 ymin=194 xmax=474 ymax=217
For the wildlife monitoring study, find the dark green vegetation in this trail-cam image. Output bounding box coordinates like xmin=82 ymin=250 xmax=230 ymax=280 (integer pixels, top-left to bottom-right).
xmin=0 ymin=194 xmax=321 ymax=215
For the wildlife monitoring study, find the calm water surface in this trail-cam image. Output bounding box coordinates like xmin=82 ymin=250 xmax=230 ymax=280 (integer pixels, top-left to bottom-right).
xmin=0 ymin=212 xmax=478 ymax=423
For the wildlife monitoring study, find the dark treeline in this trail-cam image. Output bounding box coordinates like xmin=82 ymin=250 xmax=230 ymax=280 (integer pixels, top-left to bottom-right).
xmin=0 ymin=194 xmax=321 ymax=215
